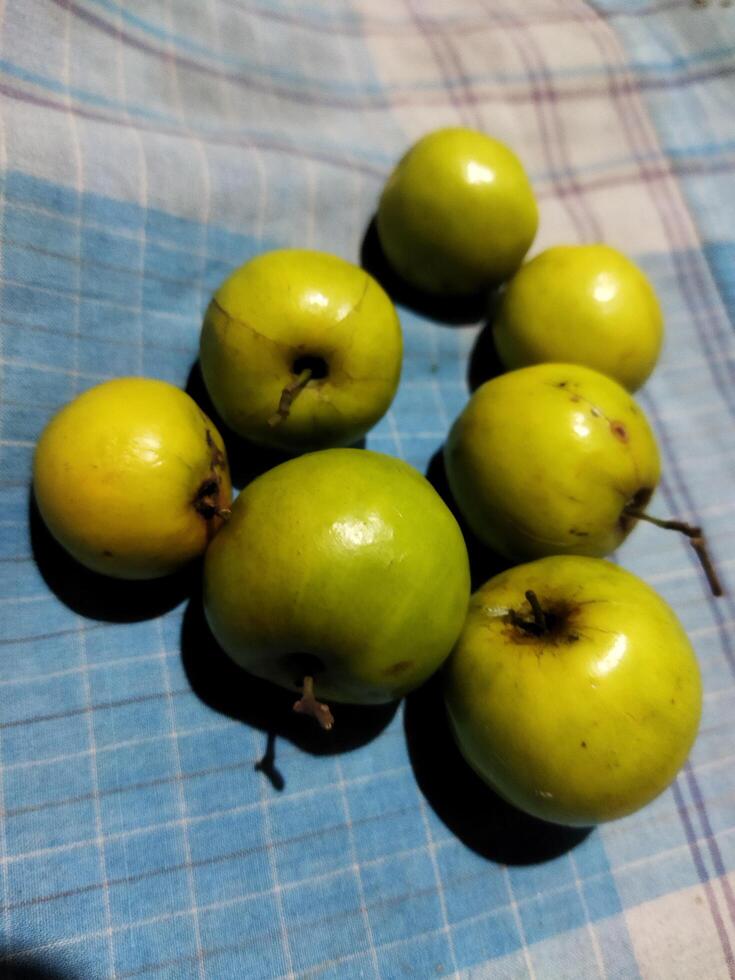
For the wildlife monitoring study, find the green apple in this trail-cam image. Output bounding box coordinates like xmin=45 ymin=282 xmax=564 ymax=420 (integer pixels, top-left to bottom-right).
xmin=444 ymin=363 xmax=661 ymax=561
xmin=203 ymin=449 xmax=470 ymax=720
xmin=444 ymin=555 xmax=702 ymax=825
xmin=200 ymin=249 xmax=402 ymax=453
xmin=33 ymin=378 xmax=232 ymax=580
xmin=377 ymin=127 xmax=538 ymax=295
xmin=493 ymin=245 xmax=664 ymax=391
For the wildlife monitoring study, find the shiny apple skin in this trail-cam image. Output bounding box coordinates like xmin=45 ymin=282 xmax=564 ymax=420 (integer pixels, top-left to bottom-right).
xmin=377 ymin=128 xmax=538 ymax=295
xmin=444 ymin=363 xmax=661 ymax=561
xmin=493 ymin=245 xmax=664 ymax=391
xmin=445 ymin=556 xmax=702 ymax=826
xmin=203 ymin=449 xmax=471 ymax=704
xmin=200 ymin=249 xmax=402 ymax=453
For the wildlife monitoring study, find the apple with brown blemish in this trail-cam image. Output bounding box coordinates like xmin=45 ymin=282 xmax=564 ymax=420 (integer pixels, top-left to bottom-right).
xmin=445 ymin=556 xmax=702 ymax=825
xmin=199 ymin=249 xmax=403 ymax=453
xmin=203 ymin=449 xmax=471 ymax=727
xmin=444 ymin=364 xmax=722 ymax=593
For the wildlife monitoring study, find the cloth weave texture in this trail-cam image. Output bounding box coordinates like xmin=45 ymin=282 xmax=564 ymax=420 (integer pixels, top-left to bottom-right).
xmin=1 ymin=1 xmax=734 ymax=977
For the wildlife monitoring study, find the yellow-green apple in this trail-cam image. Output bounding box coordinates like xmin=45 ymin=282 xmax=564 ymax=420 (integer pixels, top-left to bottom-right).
xmin=444 ymin=555 xmax=702 ymax=825
xmin=33 ymin=378 xmax=231 ymax=580
xmin=444 ymin=363 xmax=660 ymax=561
xmin=200 ymin=249 xmax=402 ymax=453
xmin=377 ymin=128 xmax=538 ymax=295
xmin=203 ymin=449 xmax=470 ymax=724
xmin=493 ymin=245 xmax=664 ymax=391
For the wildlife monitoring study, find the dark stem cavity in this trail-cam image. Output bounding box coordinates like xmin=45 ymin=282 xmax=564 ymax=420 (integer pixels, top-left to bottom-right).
xmin=622 ymin=506 xmax=723 ymax=597
xmin=268 ymin=356 xmax=328 ymax=428
xmin=509 ymin=590 xmax=555 ymax=637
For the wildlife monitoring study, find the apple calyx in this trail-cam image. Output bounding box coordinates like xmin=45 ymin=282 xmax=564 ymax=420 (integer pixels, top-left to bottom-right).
xmin=622 ymin=506 xmax=723 ymax=597
xmin=293 ymin=675 xmax=334 ymax=731
xmin=193 ymin=478 xmax=231 ymax=522
xmin=194 ymin=428 xmax=231 ymax=527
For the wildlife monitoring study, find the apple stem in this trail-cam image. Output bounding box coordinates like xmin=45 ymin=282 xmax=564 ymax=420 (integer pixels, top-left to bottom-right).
xmin=292 ymin=675 xmax=334 ymax=731
xmin=623 ymin=507 xmax=723 ymax=597
xmin=268 ymin=367 xmax=313 ymax=427
xmin=525 ymin=590 xmax=547 ymax=632
xmin=509 ymin=590 xmax=549 ymax=636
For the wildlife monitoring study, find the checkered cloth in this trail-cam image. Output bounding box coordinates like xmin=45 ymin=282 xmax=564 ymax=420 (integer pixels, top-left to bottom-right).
xmin=1 ymin=1 xmax=734 ymax=977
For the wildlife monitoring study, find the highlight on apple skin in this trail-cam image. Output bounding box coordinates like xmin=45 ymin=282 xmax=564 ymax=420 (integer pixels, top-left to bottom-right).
xmin=493 ymin=244 xmax=664 ymax=392
xmin=203 ymin=448 xmax=471 ymax=716
xmin=33 ymin=378 xmax=232 ymax=580
xmin=444 ymin=555 xmax=702 ymax=826
xmin=377 ymin=127 xmax=539 ymax=296
xmin=444 ymin=362 xmax=661 ymax=562
xmin=199 ymin=249 xmax=403 ymax=454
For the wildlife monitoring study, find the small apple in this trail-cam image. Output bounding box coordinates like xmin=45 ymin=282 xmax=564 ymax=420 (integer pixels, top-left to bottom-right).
xmin=444 ymin=555 xmax=702 ymax=826
xmin=33 ymin=378 xmax=231 ymax=579
xmin=444 ymin=363 xmax=661 ymax=561
xmin=493 ymin=245 xmax=664 ymax=391
xmin=199 ymin=249 xmax=402 ymax=453
xmin=377 ymin=127 xmax=538 ymax=295
xmin=203 ymin=449 xmax=470 ymax=722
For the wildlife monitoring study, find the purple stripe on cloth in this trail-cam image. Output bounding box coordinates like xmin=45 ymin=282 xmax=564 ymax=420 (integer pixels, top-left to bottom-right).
xmin=643 ymin=402 xmax=735 ymax=948
xmin=581 ymin=14 xmax=735 ymax=408
xmin=481 ymin=0 xmax=601 ymax=241
xmin=530 ymin=7 xmax=735 ymax=961
xmin=119 ymin=0 xmax=691 ymax=40
xmin=3 ymin=76 xmax=735 ymax=221
xmin=47 ymin=0 xmax=735 ymax=113
xmin=583 ymin=9 xmax=735 ymax=948
xmin=402 ymin=0 xmax=475 ymax=128
xmin=672 ymin=777 xmax=735 ymax=977
xmin=0 ymin=81 xmax=386 ymax=179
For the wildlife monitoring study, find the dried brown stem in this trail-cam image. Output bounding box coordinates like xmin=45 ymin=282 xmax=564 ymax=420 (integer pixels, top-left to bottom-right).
xmin=268 ymin=368 xmax=312 ymax=427
xmin=623 ymin=507 xmax=723 ymax=597
xmin=292 ymin=676 xmax=334 ymax=731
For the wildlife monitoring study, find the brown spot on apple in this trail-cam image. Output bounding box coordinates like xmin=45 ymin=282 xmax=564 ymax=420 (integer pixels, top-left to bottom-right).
xmin=610 ymin=420 xmax=629 ymax=442
xmin=384 ymin=660 xmax=413 ymax=677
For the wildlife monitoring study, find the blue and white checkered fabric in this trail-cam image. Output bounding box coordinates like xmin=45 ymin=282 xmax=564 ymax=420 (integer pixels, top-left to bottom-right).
xmin=1 ymin=1 xmax=734 ymax=977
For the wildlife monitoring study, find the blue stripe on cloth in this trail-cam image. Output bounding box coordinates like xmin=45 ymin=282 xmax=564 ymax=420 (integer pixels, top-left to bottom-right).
xmin=2 ymin=1 xmax=735 ymax=974
xmin=704 ymin=244 xmax=735 ymax=330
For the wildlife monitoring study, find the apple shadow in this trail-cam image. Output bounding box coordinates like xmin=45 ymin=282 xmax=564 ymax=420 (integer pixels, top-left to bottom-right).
xmin=404 ymin=673 xmax=592 ymax=864
xmin=360 ymin=217 xmax=492 ymax=326
xmin=180 ymin=593 xmax=400 ymax=783
xmin=185 ymin=361 xmax=366 ymax=492
xmin=0 ymin=947 xmax=81 ymax=980
xmin=424 ymin=449 xmax=510 ymax=591
xmin=184 ymin=361 xmax=295 ymax=491
xmin=466 ymin=306 xmax=507 ymax=393
xmin=29 ymin=493 xmax=197 ymax=623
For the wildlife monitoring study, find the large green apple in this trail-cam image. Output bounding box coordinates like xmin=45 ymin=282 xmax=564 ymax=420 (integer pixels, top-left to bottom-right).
xmin=200 ymin=249 xmax=402 ymax=453
xmin=203 ymin=449 xmax=471 ymax=717
xmin=493 ymin=245 xmax=664 ymax=391
xmin=444 ymin=363 xmax=661 ymax=561
xmin=444 ymin=556 xmax=702 ymax=826
xmin=377 ymin=128 xmax=538 ymax=295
